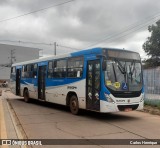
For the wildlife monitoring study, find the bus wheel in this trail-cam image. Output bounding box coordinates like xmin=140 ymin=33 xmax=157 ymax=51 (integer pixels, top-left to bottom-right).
xmin=23 ymin=89 xmax=30 ymax=103
xmin=70 ymin=95 xmax=79 ymax=115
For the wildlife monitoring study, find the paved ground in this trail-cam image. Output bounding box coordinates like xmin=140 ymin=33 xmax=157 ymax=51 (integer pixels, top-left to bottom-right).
xmin=1 ymin=90 xmax=160 ymax=148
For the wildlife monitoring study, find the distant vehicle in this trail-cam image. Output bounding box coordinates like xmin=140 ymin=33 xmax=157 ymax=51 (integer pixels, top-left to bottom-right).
xmin=10 ymin=48 xmax=144 ymax=114
xmin=2 ymin=81 xmax=8 ymax=87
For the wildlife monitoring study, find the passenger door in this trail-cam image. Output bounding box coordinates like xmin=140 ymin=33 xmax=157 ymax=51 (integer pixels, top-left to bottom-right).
xmin=86 ymin=60 xmax=100 ymax=111
xmin=38 ymin=66 xmax=46 ymax=100
xmin=16 ymin=69 xmax=21 ymax=96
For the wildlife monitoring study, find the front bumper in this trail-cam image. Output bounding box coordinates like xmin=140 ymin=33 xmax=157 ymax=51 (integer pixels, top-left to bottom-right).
xmin=100 ymin=100 xmax=144 ymax=113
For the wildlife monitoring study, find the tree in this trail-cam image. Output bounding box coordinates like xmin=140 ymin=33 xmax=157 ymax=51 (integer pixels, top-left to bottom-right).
xmin=143 ymin=20 xmax=160 ymax=67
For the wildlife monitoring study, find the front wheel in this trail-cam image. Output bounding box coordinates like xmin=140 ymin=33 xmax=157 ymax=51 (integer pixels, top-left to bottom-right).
xmin=70 ymin=95 xmax=79 ymax=115
xmin=23 ymin=89 xmax=30 ymax=103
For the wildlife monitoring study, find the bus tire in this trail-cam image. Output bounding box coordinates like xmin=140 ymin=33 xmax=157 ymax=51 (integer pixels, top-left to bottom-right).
xmin=70 ymin=95 xmax=79 ymax=115
xmin=23 ymin=89 xmax=30 ymax=103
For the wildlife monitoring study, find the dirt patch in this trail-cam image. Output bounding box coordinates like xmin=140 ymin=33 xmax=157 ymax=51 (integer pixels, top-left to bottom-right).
xmin=141 ymin=105 xmax=160 ymax=116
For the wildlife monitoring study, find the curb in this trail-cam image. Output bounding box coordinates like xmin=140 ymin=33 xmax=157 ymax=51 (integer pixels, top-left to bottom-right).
xmin=0 ymin=97 xmax=9 ymax=148
xmin=3 ymin=91 xmax=32 ymax=148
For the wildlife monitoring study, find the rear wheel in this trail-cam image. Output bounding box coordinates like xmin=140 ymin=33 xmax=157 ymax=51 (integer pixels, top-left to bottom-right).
xmin=23 ymin=89 xmax=30 ymax=103
xmin=70 ymin=95 xmax=79 ymax=115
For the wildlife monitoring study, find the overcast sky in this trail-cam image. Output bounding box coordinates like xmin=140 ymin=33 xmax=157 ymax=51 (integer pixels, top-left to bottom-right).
xmin=0 ymin=0 xmax=160 ymax=58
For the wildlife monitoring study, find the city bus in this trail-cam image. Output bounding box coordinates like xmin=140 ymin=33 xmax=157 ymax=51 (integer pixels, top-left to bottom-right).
xmin=10 ymin=48 xmax=144 ymax=114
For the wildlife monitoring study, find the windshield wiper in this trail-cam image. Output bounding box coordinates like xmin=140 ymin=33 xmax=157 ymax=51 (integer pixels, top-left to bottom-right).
xmin=112 ymin=63 xmax=117 ymax=82
xmin=115 ymin=59 xmax=126 ymax=74
xmin=115 ymin=59 xmax=127 ymax=83
xmin=129 ymin=61 xmax=135 ymax=82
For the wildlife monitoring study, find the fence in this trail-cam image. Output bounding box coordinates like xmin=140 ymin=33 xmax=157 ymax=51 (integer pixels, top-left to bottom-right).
xmin=143 ymin=67 xmax=160 ymax=100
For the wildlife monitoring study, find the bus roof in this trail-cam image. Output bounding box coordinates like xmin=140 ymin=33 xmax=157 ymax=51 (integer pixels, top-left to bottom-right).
xmin=12 ymin=47 xmax=139 ymax=67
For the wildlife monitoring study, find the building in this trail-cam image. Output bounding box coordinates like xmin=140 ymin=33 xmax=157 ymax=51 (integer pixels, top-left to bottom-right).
xmin=0 ymin=44 xmax=41 ymax=80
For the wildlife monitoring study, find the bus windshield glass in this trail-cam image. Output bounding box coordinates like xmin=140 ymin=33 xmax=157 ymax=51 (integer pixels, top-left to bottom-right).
xmin=104 ymin=59 xmax=142 ymax=92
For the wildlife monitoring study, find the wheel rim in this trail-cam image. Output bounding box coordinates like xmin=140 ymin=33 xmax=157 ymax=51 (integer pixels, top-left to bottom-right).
xmin=71 ymin=100 xmax=77 ymax=111
xmin=70 ymin=96 xmax=79 ymax=114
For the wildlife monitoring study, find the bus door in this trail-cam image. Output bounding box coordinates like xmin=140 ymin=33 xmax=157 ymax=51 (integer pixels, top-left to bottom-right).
xmin=16 ymin=69 xmax=21 ymax=96
xmin=38 ymin=66 xmax=46 ymax=100
xmin=86 ymin=60 xmax=100 ymax=111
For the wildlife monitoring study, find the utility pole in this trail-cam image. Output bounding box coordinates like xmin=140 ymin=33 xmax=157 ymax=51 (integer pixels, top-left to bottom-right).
xmin=54 ymin=42 xmax=56 ymax=56
xmin=10 ymin=49 xmax=16 ymax=66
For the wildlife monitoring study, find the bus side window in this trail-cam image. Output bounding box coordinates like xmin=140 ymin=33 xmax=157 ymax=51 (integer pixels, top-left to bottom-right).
xmin=11 ymin=67 xmax=13 ymax=73
xmin=27 ymin=65 xmax=31 ymax=78
xmin=53 ymin=59 xmax=66 ymax=78
xmin=48 ymin=61 xmax=53 ymax=78
xmin=11 ymin=67 xmax=15 ymax=73
xmin=67 ymin=56 xmax=84 ymax=78
xmin=33 ymin=64 xmax=37 ymax=78
xmin=11 ymin=67 xmax=16 ymax=79
xmin=24 ymin=65 xmax=28 ymax=78
xmin=30 ymin=64 xmax=34 ymax=78
xmin=22 ymin=66 xmax=25 ymax=78
xmin=26 ymin=65 xmax=28 ymax=78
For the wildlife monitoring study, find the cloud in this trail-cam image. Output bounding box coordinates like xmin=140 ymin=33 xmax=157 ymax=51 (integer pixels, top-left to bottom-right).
xmin=0 ymin=0 xmax=160 ymax=56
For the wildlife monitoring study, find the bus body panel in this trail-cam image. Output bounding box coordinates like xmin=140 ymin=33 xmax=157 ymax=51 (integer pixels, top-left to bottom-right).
xmin=19 ymin=77 xmax=86 ymax=109
xmin=20 ymin=78 xmax=38 ymax=99
xmin=45 ymin=79 xmax=86 ymax=109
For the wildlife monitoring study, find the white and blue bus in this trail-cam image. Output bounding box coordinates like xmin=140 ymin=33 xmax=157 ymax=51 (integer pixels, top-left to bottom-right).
xmin=10 ymin=48 xmax=144 ymax=114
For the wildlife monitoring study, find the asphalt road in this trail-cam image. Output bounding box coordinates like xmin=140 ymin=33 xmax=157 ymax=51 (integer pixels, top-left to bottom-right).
xmin=2 ymin=91 xmax=160 ymax=148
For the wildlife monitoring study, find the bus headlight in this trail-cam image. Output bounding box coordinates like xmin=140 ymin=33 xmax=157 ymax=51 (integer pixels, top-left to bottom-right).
xmin=104 ymin=93 xmax=115 ymax=103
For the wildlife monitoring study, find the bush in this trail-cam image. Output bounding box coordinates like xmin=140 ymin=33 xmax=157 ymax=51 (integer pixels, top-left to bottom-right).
xmin=144 ymin=99 xmax=160 ymax=108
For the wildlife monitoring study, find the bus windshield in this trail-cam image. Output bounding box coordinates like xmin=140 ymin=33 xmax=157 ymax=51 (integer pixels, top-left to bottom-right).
xmin=104 ymin=59 xmax=142 ymax=92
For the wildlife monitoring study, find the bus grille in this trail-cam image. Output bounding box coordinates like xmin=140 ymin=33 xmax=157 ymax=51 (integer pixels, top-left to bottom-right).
xmin=112 ymin=92 xmax=141 ymax=98
xmin=117 ymin=104 xmax=139 ymax=111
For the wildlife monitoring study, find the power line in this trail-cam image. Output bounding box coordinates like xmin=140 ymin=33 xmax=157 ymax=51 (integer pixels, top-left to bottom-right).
xmin=57 ymin=44 xmax=81 ymax=51
xmin=98 ymin=19 xmax=157 ymax=46
xmin=85 ymin=11 xmax=160 ymax=48
xmin=0 ymin=40 xmax=54 ymax=46
xmin=0 ymin=0 xmax=76 ymax=23
xmin=101 ymin=19 xmax=158 ymax=46
xmin=85 ymin=19 xmax=157 ymax=48
xmin=2 ymin=3 xmax=159 ymax=51
xmin=0 ymin=39 xmax=80 ymax=51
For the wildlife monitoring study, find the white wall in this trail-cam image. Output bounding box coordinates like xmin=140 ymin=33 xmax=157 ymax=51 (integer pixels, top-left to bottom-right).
xmin=0 ymin=67 xmax=10 ymax=80
xmin=0 ymin=44 xmax=41 ymax=79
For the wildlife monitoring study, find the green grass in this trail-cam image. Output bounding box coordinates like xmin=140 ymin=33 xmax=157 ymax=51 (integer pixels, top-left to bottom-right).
xmin=144 ymin=99 xmax=160 ymax=109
